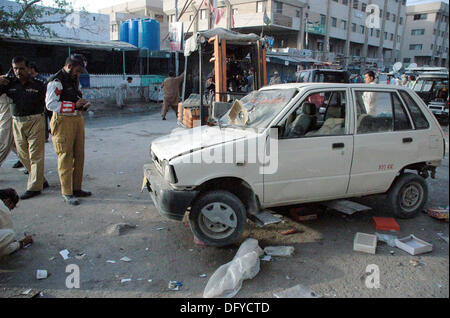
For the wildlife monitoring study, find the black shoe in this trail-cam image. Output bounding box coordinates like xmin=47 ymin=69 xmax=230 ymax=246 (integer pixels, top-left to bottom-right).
xmin=162 ymin=117 xmax=166 ymax=120
xmin=24 ymin=170 xmax=29 ymax=175
xmin=63 ymin=195 xmax=80 ymax=206
xmin=43 ymin=181 xmax=49 ymax=189
xmin=73 ymin=190 xmax=92 ymax=198
xmin=20 ymin=191 xmax=41 ymax=200
xmin=13 ymin=161 xmax=23 ymax=168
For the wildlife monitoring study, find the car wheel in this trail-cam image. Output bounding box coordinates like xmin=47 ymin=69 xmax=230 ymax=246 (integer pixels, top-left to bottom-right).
xmin=387 ymin=173 xmax=428 ymax=219
xmin=189 ymin=190 xmax=247 ymax=247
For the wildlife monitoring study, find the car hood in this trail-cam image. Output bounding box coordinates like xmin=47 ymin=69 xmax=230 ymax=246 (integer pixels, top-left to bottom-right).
xmin=151 ymin=126 xmax=259 ymax=161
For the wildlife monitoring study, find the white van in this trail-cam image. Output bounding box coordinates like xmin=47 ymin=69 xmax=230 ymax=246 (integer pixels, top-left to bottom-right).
xmin=143 ymin=84 xmax=446 ymax=246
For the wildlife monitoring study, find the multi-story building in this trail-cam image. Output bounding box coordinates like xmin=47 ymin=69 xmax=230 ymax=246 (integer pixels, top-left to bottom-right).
xmin=99 ymin=0 xmax=169 ymax=48
xmin=162 ymin=0 xmax=406 ymax=70
xmin=400 ymin=1 xmax=449 ymax=68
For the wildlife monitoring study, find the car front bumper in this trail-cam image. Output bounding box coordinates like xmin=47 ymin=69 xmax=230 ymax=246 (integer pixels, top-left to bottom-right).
xmin=142 ymin=164 xmax=199 ymax=221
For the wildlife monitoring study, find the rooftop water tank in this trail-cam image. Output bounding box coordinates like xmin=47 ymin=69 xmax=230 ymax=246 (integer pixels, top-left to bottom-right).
xmin=119 ymin=20 xmax=129 ymax=43
xmin=139 ymin=19 xmax=160 ymax=51
xmin=128 ymin=19 xmax=139 ymax=47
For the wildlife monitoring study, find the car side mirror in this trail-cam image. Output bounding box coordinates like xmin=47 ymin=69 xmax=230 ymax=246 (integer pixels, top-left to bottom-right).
xmin=319 ymin=107 xmax=326 ymax=115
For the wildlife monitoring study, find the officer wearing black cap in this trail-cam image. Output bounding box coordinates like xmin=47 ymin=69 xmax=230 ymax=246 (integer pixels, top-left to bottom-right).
xmin=45 ymin=54 xmax=92 ymax=206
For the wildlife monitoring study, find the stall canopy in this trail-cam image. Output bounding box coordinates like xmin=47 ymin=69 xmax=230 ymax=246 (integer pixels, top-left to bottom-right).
xmin=184 ymin=28 xmax=261 ymax=57
xmin=0 ymin=34 xmax=139 ymax=51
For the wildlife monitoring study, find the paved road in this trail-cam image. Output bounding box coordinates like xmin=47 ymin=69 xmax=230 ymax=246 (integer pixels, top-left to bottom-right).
xmin=0 ymin=111 xmax=448 ymax=298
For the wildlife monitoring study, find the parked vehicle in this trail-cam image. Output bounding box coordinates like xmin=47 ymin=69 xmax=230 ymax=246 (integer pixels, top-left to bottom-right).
xmin=413 ymin=72 xmax=449 ymax=124
xmin=143 ymin=83 xmax=446 ymax=246
xmin=296 ymin=69 xmax=351 ymax=84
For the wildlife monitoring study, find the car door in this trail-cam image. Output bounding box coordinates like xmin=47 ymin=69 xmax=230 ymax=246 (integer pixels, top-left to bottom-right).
xmin=263 ymin=88 xmax=354 ymax=206
xmin=348 ymin=88 xmax=420 ymax=195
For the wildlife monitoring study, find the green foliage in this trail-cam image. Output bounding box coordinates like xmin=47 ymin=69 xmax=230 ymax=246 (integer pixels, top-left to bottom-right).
xmin=0 ymin=0 xmax=76 ymax=38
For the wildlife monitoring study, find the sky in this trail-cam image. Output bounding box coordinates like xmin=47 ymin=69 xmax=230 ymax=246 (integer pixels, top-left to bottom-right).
xmin=40 ymin=0 xmax=450 ymax=13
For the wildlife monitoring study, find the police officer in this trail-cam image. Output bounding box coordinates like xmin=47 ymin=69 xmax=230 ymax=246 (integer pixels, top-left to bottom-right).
xmin=0 ymin=56 xmax=48 ymax=200
xmin=46 ymin=54 xmax=91 ymax=206
xmin=30 ymin=62 xmax=51 ymax=142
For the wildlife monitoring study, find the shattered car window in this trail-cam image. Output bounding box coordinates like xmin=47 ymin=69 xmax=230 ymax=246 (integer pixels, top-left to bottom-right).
xmin=221 ymin=89 xmax=297 ymax=128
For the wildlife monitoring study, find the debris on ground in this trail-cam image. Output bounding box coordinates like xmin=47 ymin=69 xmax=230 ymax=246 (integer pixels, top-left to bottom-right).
xmin=120 ymin=257 xmax=132 ymax=262
xmin=22 ymin=289 xmax=32 ymax=295
xmin=194 ymin=236 xmax=208 ymax=246
xmin=264 ymin=246 xmax=295 ymax=257
xmin=106 ymin=260 xmax=116 ymax=264
xmin=289 ymin=206 xmax=319 ymax=223
xmin=375 ymin=232 xmax=397 ymax=247
xmin=426 ymin=207 xmax=449 ymax=222
xmin=203 ymin=238 xmax=263 ymax=298
xmin=260 ymin=255 xmax=272 ymax=262
xmin=168 ymin=281 xmax=183 ymax=291
xmin=354 ymin=232 xmax=377 ymax=254
xmin=372 ymin=217 xmax=400 ymax=232
xmin=59 ymin=249 xmax=70 ymax=260
xmin=437 ymin=233 xmax=449 ymax=244
xmin=75 ymin=253 xmax=86 ymax=260
xmin=121 ymin=278 xmax=132 ymax=283
xmin=199 ymin=274 xmax=207 ymax=278
xmin=273 ymin=284 xmax=321 ymax=298
xmin=410 ymin=259 xmax=425 ymax=267
xmin=105 ymin=223 xmax=136 ymax=236
xmin=322 ymin=200 xmax=371 ymax=215
xmin=36 ymin=270 xmax=48 ymax=280
xmin=280 ymin=229 xmax=297 ymax=236
xmin=395 ymin=235 xmax=433 ymax=255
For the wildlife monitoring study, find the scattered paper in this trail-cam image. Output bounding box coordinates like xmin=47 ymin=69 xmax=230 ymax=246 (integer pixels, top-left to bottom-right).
xmin=121 ymin=278 xmax=132 ymax=283
xmin=120 ymin=257 xmax=132 ymax=262
xmin=199 ymin=274 xmax=207 ymax=278
xmin=106 ymin=260 xmax=116 ymax=264
xmin=261 ymin=255 xmax=272 ymax=262
xmin=36 ymin=270 xmax=48 ymax=280
xmin=22 ymin=289 xmax=32 ymax=295
xmin=59 ymin=249 xmax=70 ymax=260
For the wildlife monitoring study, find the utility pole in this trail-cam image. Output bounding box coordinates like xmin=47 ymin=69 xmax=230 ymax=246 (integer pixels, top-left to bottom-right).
xmin=392 ymin=0 xmax=402 ymax=64
xmin=175 ymin=0 xmax=179 ymax=76
xmin=377 ymin=0 xmax=388 ymax=70
xmin=344 ymin=0 xmax=353 ymax=69
xmin=361 ymin=0 xmax=372 ymax=75
xmin=324 ymin=0 xmax=331 ymax=62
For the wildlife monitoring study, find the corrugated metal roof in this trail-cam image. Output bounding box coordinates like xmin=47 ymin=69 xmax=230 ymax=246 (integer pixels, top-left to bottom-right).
xmin=0 ymin=34 xmax=138 ymax=51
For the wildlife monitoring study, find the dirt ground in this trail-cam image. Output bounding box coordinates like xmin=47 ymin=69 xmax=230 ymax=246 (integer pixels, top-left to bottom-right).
xmin=0 ymin=109 xmax=448 ymax=298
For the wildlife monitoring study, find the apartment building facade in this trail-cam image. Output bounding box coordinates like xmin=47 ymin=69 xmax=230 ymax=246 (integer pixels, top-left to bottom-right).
xmin=162 ymin=0 xmax=406 ymax=69
xmin=400 ymin=1 xmax=449 ymax=68
xmin=99 ymin=0 xmax=169 ymax=48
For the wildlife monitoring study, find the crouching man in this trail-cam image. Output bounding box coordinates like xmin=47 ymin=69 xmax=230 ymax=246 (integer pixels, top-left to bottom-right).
xmin=0 ymin=188 xmax=33 ymax=259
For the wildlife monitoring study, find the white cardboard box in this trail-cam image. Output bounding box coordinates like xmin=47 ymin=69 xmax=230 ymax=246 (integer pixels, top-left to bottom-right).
xmin=395 ymin=235 xmax=433 ymax=255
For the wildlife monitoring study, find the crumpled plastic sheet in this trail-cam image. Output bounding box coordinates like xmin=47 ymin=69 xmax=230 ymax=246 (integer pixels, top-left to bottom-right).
xmin=375 ymin=232 xmax=397 ymax=247
xmin=203 ymin=238 xmax=263 ymax=298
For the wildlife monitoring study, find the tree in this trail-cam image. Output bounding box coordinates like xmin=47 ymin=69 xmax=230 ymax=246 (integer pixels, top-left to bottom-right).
xmin=0 ymin=0 xmax=86 ymax=38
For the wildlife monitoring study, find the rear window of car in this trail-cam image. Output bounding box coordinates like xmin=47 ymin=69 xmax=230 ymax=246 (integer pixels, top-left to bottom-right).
xmin=399 ymin=91 xmax=430 ymax=129
xmin=314 ymin=72 xmax=348 ymax=83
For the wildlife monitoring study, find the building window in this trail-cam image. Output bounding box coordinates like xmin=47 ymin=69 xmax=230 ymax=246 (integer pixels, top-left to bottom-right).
xmin=384 ymin=32 xmax=388 ymax=40
xmin=353 ymin=0 xmax=359 ymax=10
xmin=275 ymin=1 xmax=283 ymax=14
xmin=232 ymin=8 xmax=238 ymax=16
xmin=431 ymin=44 xmax=434 ymax=50
xmin=403 ymin=58 xmax=411 ymax=63
xmin=399 ymin=17 xmax=403 ymax=25
xmin=376 ymin=29 xmax=380 ymax=37
xmin=320 ymin=14 xmax=326 ymax=25
xmin=433 ymin=29 xmax=436 ymax=35
xmin=386 ymin=12 xmax=390 ymax=20
xmin=341 ymin=20 xmax=347 ymax=30
xmin=112 ymin=24 xmax=117 ymax=33
xmin=361 ymin=3 xmax=367 ymax=12
xmin=296 ymin=10 xmax=301 ymax=18
xmin=390 ymin=33 xmax=394 ymax=41
xmin=392 ymin=14 xmax=396 ymax=22
xmin=352 ymin=23 xmax=356 ymax=32
xmin=371 ymin=28 xmax=374 ymax=36
xmin=360 ymin=25 xmax=365 ymax=34
xmin=170 ymin=14 xmax=176 ymax=22
xmin=332 ymin=17 xmax=337 ymax=27
xmin=342 ymin=0 xmax=348 ymax=5
xmin=200 ymin=9 xmax=207 ymax=20
xmin=257 ymin=1 xmax=263 ymax=13
xmin=409 ymin=44 xmax=423 ymax=50
xmin=414 ymin=14 xmax=427 ymax=20
xmin=380 ymin=9 xmax=383 ymax=18
xmin=189 ymin=15 xmax=193 ymax=21
xmin=411 ymin=29 xmax=425 ymax=36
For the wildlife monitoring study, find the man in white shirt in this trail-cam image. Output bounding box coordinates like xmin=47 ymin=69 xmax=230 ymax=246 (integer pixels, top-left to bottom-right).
xmin=115 ymin=77 xmax=133 ymax=109
xmin=362 ymin=71 xmax=378 ymax=116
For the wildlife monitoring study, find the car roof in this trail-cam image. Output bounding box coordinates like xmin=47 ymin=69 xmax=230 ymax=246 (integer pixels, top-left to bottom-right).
xmin=261 ymin=83 xmax=410 ymax=91
xmin=302 ymin=69 xmax=347 ymax=72
xmin=416 ymin=73 xmax=449 ymax=79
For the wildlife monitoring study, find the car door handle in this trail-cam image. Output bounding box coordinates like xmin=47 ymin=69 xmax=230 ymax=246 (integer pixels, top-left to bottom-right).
xmin=332 ymin=143 xmax=345 ymax=149
xmin=403 ymin=138 xmax=413 ymax=143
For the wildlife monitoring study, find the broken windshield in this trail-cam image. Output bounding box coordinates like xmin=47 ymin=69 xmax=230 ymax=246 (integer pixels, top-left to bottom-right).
xmin=220 ymin=88 xmax=297 ymax=128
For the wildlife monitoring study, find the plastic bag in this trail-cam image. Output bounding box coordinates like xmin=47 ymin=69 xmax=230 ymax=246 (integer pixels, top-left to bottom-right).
xmin=203 ymin=238 xmax=263 ymax=298
xmin=264 ymin=246 xmax=295 ymax=257
xmin=375 ymin=232 xmax=397 ymax=247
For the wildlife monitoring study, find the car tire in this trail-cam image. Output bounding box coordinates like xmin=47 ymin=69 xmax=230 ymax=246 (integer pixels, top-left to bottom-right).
xmin=189 ymin=190 xmax=247 ymax=247
xmin=387 ymin=173 xmax=428 ymax=219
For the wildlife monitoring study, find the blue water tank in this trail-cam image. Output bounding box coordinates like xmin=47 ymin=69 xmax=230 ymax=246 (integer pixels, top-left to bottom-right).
xmin=120 ymin=21 xmax=129 ymax=43
xmin=139 ymin=19 xmax=160 ymax=51
xmin=138 ymin=18 xmax=151 ymax=48
xmin=128 ymin=19 xmax=139 ymax=47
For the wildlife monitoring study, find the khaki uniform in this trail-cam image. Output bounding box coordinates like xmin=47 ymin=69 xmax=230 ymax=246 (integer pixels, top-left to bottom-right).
xmin=50 ymin=113 xmax=85 ymax=196
xmin=0 ymin=94 xmax=16 ymax=166
xmin=161 ymin=74 xmax=184 ymax=118
xmin=0 ymin=207 xmax=19 ymax=258
xmin=12 ymin=114 xmax=46 ymax=191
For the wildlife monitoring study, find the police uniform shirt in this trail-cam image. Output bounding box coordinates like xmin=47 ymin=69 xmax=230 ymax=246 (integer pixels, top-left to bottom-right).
xmin=46 ymin=69 xmax=82 ymax=114
xmin=0 ymin=77 xmax=46 ymax=117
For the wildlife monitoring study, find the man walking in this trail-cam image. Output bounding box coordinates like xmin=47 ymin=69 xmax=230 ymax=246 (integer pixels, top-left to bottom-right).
xmin=161 ymin=71 xmax=184 ymax=120
xmin=269 ymin=71 xmax=282 ymax=85
xmin=46 ymin=54 xmax=91 ymax=206
xmin=0 ymin=57 xmax=48 ymax=200
xmin=1 ymin=188 xmax=33 ymax=259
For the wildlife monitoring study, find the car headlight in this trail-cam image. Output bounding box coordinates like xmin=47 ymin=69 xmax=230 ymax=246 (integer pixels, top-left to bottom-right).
xmin=162 ymin=160 xmax=178 ymax=184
